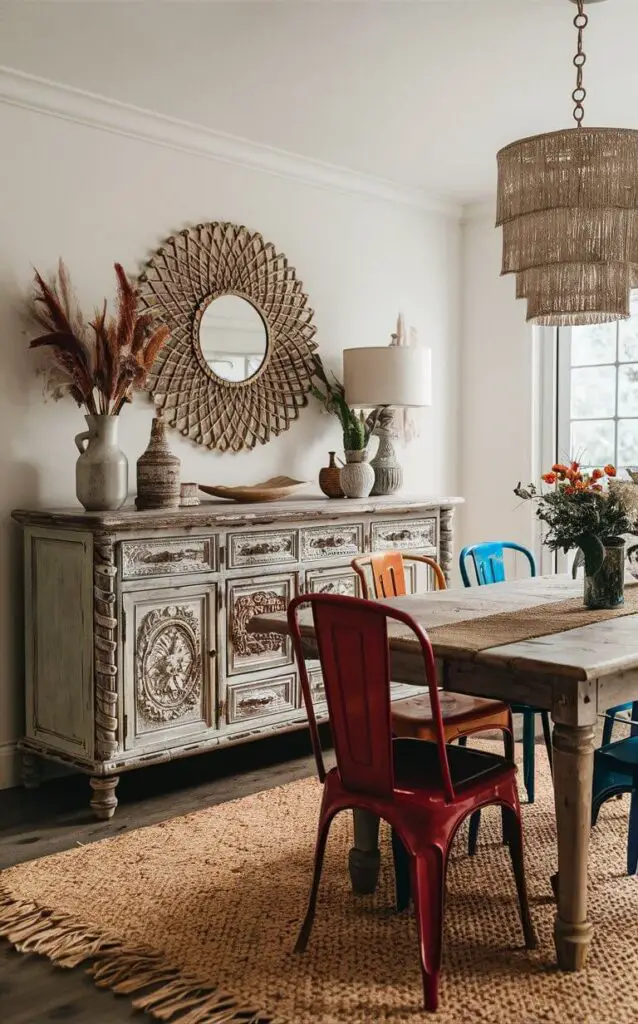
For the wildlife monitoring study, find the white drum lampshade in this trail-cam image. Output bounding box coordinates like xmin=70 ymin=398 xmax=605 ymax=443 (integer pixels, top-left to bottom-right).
xmin=342 ymin=345 xmax=432 ymax=498
xmin=343 ymin=346 xmax=432 ymax=408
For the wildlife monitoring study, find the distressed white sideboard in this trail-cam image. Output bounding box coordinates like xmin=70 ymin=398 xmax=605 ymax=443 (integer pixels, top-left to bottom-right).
xmin=12 ymin=495 xmax=462 ymax=818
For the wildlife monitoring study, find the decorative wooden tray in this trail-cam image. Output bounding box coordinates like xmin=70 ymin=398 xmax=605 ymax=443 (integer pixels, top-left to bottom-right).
xmin=199 ymin=476 xmax=308 ymax=503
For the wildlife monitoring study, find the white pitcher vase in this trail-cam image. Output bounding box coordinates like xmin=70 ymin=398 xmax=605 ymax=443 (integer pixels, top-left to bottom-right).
xmin=75 ymin=415 xmax=128 ymax=511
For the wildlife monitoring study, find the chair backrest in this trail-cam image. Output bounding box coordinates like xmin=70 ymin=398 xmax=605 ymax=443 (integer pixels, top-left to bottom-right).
xmin=351 ymin=552 xmax=447 ymax=599
xmin=459 ymin=541 xmax=536 ymax=587
xmin=287 ymin=592 xmax=454 ymax=801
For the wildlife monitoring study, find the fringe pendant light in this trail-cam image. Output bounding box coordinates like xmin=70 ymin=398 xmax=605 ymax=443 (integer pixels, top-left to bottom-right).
xmin=496 ymin=0 xmax=638 ymax=326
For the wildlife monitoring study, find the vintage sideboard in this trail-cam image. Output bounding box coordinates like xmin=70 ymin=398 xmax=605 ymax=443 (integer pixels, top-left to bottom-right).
xmin=12 ymin=495 xmax=462 ymax=819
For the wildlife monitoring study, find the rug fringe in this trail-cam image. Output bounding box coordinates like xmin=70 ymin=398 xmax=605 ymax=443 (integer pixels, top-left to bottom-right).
xmin=0 ymin=884 xmax=280 ymax=1023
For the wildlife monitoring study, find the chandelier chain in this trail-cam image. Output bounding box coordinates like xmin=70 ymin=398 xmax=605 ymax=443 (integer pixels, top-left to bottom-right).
xmin=572 ymin=0 xmax=588 ymax=126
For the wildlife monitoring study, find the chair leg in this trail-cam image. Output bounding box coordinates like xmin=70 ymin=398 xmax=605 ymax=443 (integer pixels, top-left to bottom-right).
xmin=502 ymin=804 xmax=537 ymax=950
xmin=468 ymin=810 xmax=481 ymax=856
xmin=540 ymin=711 xmax=553 ymax=775
xmin=522 ymin=711 xmax=536 ymax=804
xmin=391 ymin=828 xmax=411 ymax=911
xmin=628 ymin=791 xmax=638 ymax=875
xmin=294 ymin=811 xmax=334 ymax=954
xmin=602 ymin=710 xmax=615 ymax=748
xmin=501 ymin=727 xmax=515 ymax=847
xmin=411 ymin=846 xmax=445 ymax=1013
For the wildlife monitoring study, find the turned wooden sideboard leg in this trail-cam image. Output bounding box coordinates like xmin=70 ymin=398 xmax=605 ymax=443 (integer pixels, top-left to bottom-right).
xmin=21 ymin=751 xmax=42 ymax=789
xmin=552 ymin=721 xmax=595 ymax=970
xmin=349 ymin=810 xmax=381 ymax=894
xmin=89 ymin=775 xmax=120 ymax=820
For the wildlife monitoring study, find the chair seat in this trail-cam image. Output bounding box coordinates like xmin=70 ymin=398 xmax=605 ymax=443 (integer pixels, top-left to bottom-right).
xmin=392 ymin=692 xmax=509 ymax=728
xmin=392 ymin=737 xmax=514 ymax=796
xmin=598 ymin=735 xmax=638 ymax=771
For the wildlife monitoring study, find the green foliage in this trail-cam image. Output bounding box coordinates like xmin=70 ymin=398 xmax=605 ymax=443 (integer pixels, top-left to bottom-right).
xmin=311 ymin=355 xmax=379 ymax=451
xmin=514 ymin=481 xmax=636 ymax=571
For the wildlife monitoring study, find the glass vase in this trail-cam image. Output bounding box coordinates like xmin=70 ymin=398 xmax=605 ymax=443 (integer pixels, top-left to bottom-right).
xmin=583 ymin=538 xmax=626 ymax=610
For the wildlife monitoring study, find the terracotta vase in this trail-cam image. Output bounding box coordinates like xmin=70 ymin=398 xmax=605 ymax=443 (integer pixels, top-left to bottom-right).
xmin=74 ymin=414 xmax=128 ymax=512
xmin=135 ymin=413 xmax=181 ymax=510
xmin=319 ymin=451 xmax=344 ymax=498
xmin=340 ymin=449 xmax=375 ymax=499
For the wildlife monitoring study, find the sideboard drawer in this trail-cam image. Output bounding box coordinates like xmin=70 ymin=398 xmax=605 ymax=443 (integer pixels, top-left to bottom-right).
xmin=122 ymin=537 xmax=217 ymax=579
xmin=308 ymin=666 xmax=327 ymax=709
xmin=371 ymin=518 xmax=437 ymax=552
xmin=300 ymin=523 xmax=364 ymax=562
xmin=226 ymin=673 xmax=296 ymax=725
xmin=229 ymin=529 xmax=297 ymax=569
xmin=306 ymin=566 xmax=361 ymax=597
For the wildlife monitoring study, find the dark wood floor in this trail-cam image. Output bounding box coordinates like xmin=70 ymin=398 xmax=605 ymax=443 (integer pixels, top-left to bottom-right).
xmin=0 ymin=729 xmax=323 ymax=1023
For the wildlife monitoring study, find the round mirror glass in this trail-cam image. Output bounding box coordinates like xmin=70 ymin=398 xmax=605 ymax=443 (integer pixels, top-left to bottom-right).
xmin=198 ymin=294 xmax=268 ymax=382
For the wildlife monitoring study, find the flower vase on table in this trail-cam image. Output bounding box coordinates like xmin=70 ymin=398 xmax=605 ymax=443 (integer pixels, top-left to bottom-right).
xmin=515 ymin=462 xmax=637 ymax=611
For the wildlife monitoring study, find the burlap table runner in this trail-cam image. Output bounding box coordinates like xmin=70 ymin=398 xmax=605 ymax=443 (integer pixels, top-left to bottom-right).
xmin=422 ymin=581 xmax=638 ymax=653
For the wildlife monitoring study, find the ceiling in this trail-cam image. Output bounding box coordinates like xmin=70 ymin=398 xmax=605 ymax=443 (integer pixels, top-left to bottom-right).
xmin=0 ymin=0 xmax=637 ymax=202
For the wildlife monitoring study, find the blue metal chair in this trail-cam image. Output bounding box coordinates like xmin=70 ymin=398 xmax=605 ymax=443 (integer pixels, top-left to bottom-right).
xmin=572 ymin=548 xmax=632 ymax=741
xmin=592 ymin=701 xmax=638 ymax=874
xmin=459 ymin=542 xmax=553 ymax=806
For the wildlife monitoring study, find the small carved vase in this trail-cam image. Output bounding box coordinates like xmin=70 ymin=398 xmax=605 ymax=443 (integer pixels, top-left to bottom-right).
xmin=340 ymin=449 xmax=375 ymax=499
xmin=370 ymin=427 xmax=403 ymax=496
xmin=136 ymin=413 xmax=181 ymax=510
xmin=584 ymin=537 xmax=625 ymax=610
xmin=75 ymin=414 xmax=128 ymax=511
xmin=319 ymin=451 xmax=344 ymax=498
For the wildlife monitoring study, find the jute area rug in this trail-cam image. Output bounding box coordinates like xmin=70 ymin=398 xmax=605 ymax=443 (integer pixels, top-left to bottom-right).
xmin=0 ymin=750 xmax=636 ymax=1024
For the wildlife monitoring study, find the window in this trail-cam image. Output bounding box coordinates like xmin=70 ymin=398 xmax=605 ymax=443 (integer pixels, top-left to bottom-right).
xmin=557 ymin=297 xmax=638 ymax=474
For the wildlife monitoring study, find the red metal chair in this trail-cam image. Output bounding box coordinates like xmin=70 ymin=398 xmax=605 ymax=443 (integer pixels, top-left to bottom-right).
xmin=288 ymin=592 xmax=536 ymax=1013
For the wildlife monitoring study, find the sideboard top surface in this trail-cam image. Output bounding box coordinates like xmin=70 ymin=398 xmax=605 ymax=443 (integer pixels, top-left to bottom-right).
xmin=12 ymin=494 xmax=463 ymax=534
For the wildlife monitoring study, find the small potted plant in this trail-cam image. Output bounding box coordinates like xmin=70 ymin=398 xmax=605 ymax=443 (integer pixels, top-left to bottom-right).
xmin=29 ymin=260 xmax=169 ymax=511
xmin=311 ymin=356 xmax=378 ymax=498
xmin=515 ymin=461 xmax=637 ymax=609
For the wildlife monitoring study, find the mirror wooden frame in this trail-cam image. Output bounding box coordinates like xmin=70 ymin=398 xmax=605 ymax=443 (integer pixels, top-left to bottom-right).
xmin=137 ymin=222 xmax=317 ymax=452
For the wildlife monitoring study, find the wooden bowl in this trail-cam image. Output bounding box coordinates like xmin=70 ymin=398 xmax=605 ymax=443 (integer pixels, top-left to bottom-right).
xmin=199 ymin=476 xmax=308 ymax=503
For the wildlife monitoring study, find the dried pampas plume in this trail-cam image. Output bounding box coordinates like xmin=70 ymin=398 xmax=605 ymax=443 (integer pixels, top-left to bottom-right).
xmin=29 ymin=260 xmax=170 ymax=416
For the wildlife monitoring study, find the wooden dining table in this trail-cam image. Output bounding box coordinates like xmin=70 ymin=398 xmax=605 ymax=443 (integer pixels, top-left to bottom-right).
xmin=250 ymin=574 xmax=638 ymax=973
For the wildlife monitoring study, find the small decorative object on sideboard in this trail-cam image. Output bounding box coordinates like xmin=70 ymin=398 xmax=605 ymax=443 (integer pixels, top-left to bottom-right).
xmin=515 ymin=461 xmax=638 ymax=610
xmin=199 ymin=477 xmax=307 ymax=503
xmin=318 ymin=452 xmax=344 ymax=498
xmin=136 ymin=411 xmax=181 ymax=510
xmin=29 ymin=259 xmax=170 ymax=511
xmin=311 ymin=355 xmax=379 ymax=498
xmin=179 ymin=481 xmax=200 ymax=507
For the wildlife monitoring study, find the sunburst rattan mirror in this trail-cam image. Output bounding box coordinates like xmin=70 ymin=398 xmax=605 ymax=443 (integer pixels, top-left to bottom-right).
xmin=137 ymin=222 xmax=317 ymax=452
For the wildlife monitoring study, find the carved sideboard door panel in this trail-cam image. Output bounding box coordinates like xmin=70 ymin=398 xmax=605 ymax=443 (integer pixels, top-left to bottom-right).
xmin=122 ymin=585 xmax=217 ymax=752
xmin=225 ymin=573 xmax=296 ymax=678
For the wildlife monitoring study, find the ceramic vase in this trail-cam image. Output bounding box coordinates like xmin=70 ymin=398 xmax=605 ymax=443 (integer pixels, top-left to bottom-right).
xmin=136 ymin=413 xmax=181 ymax=510
xmin=75 ymin=414 xmax=128 ymax=512
xmin=340 ymin=449 xmax=375 ymax=499
xmin=584 ymin=538 xmax=626 ymax=610
xmin=318 ymin=451 xmax=344 ymax=498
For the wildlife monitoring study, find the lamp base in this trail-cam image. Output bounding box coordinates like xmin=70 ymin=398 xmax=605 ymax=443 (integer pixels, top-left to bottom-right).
xmin=370 ymin=429 xmax=402 ymax=496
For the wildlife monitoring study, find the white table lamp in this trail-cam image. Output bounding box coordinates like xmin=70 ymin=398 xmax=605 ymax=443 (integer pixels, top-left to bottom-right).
xmin=343 ymin=345 xmax=432 ymax=495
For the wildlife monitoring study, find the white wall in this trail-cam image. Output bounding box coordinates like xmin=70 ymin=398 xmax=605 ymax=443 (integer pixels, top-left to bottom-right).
xmin=0 ymin=90 xmax=461 ymax=786
xmin=459 ymin=203 xmax=537 ymax=564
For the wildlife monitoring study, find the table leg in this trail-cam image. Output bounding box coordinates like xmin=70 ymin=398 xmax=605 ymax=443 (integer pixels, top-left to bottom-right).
xmin=349 ymin=809 xmax=381 ymax=894
xmin=552 ymin=721 xmax=595 ymax=970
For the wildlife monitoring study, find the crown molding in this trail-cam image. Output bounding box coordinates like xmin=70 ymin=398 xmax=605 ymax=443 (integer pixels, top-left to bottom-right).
xmin=0 ymin=66 xmax=460 ymax=218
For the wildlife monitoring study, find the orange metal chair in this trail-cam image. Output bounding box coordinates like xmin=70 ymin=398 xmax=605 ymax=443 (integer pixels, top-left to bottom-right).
xmin=351 ymin=552 xmax=513 ymax=853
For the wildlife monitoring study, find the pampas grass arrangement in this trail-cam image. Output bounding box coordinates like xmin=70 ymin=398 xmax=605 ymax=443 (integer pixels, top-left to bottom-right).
xmin=30 ymin=259 xmax=169 ymax=416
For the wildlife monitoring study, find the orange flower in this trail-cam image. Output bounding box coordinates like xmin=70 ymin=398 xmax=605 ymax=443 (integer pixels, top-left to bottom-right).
xmin=604 ymin=464 xmax=617 ymax=477
xmin=564 ymin=485 xmax=576 ymax=495
xmin=552 ymin=463 xmax=569 ymax=474
xmin=566 ymin=468 xmax=582 ymax=482
xmin=542 ymin=472 xmax=557 ymax=484
xmin=591 ymin=484 xmax=603 ymax=492
xmin=591 ymin=468 xmax=603 ymax=481
xmin=575 ymin=480 xmax=588 ymax=491
xmin=570 ymin=461 xmax=580 ymax=472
